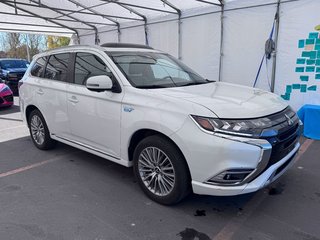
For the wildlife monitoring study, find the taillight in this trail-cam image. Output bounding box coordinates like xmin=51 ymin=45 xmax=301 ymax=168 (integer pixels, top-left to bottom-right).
xmin=18 ymin=80 xmax=23 ymax=89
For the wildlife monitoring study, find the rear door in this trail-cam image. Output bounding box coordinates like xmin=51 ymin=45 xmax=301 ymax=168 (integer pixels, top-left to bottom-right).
xmin=36 ymin=53 xmax=71 ymax=138
xmin=66 ymin=51 xmax=123 ymax=160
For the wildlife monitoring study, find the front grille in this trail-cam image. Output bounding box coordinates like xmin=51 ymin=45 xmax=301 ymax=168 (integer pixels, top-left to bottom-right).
xmin=264 ymin=113 xmax=299 ymax=168
xmin=3 ymin=94 xmax=13 ymax=102
xmin=0 ymin=97 xmax=4 ymax=104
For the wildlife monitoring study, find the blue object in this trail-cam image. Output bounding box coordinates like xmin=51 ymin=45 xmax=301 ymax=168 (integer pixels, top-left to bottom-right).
xmin=298 ymin=104 xmax=320 ymax=140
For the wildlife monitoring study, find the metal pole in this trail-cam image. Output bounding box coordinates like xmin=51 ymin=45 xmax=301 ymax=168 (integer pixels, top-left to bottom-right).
xmin=178 ymin=14 xmax=182 ymax=60
xmin=271 ymin=0 xmax=281 ymax=93
xmin=218 ymin=0 xmax=224 ymax=82
xmin=26 ymin=34 xmax=30 ymax=62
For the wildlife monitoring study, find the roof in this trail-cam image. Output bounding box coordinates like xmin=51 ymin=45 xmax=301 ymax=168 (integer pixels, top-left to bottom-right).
xmin=0 ymin=0 xmax=223 ymax=37
xmin=32 ymin=43 xmax=161 ymax=60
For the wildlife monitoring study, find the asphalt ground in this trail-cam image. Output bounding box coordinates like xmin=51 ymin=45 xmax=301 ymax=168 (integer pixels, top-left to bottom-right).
xmin=0 ymin=97 xmax=319 ymax=240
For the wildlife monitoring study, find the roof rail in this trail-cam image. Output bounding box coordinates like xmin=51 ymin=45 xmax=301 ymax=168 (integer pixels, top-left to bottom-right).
xmin=101 ymin=43 xmax=153 ymax=49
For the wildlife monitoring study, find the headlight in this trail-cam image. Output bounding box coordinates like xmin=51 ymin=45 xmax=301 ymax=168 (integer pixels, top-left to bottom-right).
xmin=0 ymin=86 xmax=10 ymax=93
xmin=191 ymin=115 xmax=274 ymax=137
xmin=8 ymin=73 xmax=17 ymax=78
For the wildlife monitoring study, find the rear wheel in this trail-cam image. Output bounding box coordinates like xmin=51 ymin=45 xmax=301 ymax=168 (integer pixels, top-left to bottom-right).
xmin=133 ymin=135 xmax=190 ymax=205
xmin=28 ymin=109 xmax=56 ymax=150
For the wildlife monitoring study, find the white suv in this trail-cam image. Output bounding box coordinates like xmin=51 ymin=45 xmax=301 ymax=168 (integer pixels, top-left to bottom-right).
xmin=19 ymin=43 xmax=301 ymax=205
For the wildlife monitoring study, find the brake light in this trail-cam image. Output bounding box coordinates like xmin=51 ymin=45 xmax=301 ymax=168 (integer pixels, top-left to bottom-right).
xmin=18 ymin=80 xmax=23 ymax=89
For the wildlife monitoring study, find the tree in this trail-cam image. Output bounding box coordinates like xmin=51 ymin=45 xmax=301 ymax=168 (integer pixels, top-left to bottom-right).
xmin=5 ymin=33 xmax=22 ymax=58
xmin=47 ymin=36 xmax=70 ymax=49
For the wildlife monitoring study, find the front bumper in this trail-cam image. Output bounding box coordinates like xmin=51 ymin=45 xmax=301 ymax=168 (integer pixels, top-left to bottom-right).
xmin=171 ymin=114 xmax=300 ymax=197
xmin=0 ymin=92 xmax=14 ymax=107
xmin=192 ymin=142 xmax=299 ymax=196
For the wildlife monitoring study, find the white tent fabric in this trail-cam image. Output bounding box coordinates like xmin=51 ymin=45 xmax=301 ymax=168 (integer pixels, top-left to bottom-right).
xmin=0 ymin=0 xmax=319 ymax=110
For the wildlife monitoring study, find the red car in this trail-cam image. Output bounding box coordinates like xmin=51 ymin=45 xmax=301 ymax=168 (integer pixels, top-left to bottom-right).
xmin=0 ymin=83 xmax=13 ymax=107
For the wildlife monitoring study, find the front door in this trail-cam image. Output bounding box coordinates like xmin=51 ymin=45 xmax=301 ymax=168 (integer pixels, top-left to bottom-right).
xmin=66 ymin=51 xmax=123 ymax=159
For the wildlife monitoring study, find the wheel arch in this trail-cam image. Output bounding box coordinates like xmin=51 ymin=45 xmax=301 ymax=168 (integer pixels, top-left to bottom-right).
xmin=128 ymin=129 xmax=191 ymax=179
xmin=25 ymin=105 xmax=40 ymax=127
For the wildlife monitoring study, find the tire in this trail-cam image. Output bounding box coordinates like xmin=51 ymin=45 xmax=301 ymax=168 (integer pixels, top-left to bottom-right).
xmin=133 ymin=135 xmax=190 ymax=205
xmin=28 ymin=109 xmax=56 ymax=150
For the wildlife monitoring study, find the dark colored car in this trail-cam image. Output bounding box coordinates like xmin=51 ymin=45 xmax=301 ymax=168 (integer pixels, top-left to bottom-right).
xmin=0 ymin=59 xmax=29 ymax=94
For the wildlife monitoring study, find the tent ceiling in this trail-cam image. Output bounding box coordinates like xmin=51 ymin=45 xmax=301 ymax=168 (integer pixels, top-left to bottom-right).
xmin=0 ymin=0 xmax=223 ymax=36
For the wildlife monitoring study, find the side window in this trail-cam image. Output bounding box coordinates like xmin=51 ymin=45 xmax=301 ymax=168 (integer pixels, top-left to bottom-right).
xmin=74 ymin=52 xmax=111 ymax=85
xmin=30 ymin=57 xmax=47 ymax=77
xmin=44 ymin=53 xmax=70 ymax=82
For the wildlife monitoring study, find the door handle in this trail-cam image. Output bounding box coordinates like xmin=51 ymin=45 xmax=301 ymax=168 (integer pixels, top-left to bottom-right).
xmin=36 ymin=88 xmax=44 ymax=95
xmin=68 ymin=96 xmax=79 ymax=103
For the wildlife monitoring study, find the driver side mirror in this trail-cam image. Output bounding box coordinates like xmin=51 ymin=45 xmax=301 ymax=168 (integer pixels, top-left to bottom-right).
xmin=86 ymin=75 xmax=113 ymax=92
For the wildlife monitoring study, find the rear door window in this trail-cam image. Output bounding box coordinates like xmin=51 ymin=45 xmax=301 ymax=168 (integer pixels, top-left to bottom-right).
xmin=30 ymin=57 xmax=47 ymax=77
xmin=44 ymin=53 xmax=70 ymax=82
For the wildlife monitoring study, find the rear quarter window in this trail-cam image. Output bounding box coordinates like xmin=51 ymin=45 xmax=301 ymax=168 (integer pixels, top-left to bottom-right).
xmin=30 ymin=57 xmax=47 ymax=77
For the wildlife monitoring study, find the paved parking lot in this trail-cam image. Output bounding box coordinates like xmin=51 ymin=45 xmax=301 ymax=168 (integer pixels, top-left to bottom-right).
xmin=1 ymin=97 xmax=320 ymax=240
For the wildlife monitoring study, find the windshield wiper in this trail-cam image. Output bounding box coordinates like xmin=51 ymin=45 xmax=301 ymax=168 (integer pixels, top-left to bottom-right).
xmin=136 ymin=85 xmax=169 ymax=89
xmin=179 ymin=80 xmax=215 ymax=87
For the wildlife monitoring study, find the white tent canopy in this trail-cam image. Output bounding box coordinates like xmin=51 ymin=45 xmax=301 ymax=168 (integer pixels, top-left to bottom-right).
xmin=0 ymin=0 xmax=319 ymax=110
xmin=0 ymin=0 xmax=223 ymax=37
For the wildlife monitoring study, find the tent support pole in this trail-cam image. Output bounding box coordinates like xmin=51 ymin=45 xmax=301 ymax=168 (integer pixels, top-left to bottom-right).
xmin=271 ymin=0 xmax=281 ymax=93
xmin=178 ymin=13 xmax=182 ymax=59
xmin=218 ymin=0 xmax=224 ymax=82
xmin=160 ymin=0 xmax=182 ymax=59
xmin=117 ymin=23 xmax=121 ymax=43
xmin=0 ymin=1 xmax=79 ymax=37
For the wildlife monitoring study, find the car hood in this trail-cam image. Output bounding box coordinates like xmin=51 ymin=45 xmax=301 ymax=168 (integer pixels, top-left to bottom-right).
xmin=153 ymin=82 xmax=288 ymax=119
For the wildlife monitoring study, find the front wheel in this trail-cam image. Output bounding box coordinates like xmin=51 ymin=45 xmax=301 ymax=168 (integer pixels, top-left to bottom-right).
xmin=133 ymin=135 xmax=190 ymax=205
xmin=28 ymin=109 xmax=56 ymax=150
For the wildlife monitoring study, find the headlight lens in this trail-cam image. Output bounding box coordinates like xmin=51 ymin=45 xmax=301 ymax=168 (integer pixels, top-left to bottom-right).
xmin=0 ymin=86 xmax=10 ymax=93
xmin=8 ymin=73 xmax=17 ymax=78
xmin=191 ymin=115 xmax=274 ymax=137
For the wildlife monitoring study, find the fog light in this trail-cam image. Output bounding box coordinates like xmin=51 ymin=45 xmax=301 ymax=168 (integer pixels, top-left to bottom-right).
xmin=208 ymin=169 xmax=254 ymax=185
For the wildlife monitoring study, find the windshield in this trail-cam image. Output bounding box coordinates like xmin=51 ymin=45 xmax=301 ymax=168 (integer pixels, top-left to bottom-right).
xmin=0 ymin=60 xmax=29 ymax=70
xmin=108 ymin=51 xmax=211 ymax=88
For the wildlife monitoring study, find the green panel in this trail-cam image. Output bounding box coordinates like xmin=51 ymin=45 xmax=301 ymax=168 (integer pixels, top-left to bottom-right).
xmin=281 ymin=93 xmax=290 ymax=101
xmin=316 ymin=74 xmax=320 ymax=80
xmin=308 ymin=85 xmax=317 ymax=91
xmin=300 ymin=76 xmax=309 ymax=81
xmin=296 ymin=58 xmax=306 ymax=64
xmin=317 ymin=39 xmax=320 ymax=45
xmin=315 ymin=45 xmax=320 ymax=51
xmin=300 ymin=84 xmax=307 ymax=92
xmin=316 ymin=67 xmax=320 ymax=73
xmin=316 ymin=59 xmax=320 ymax=65
xmin=309 ymin=32 xmax=319 ymax=39
xmin=292 ymin=84 xmax=300 ymax=89
xmin=286 ymin=85 xmax=292 ymax=93
xmin=302 ymin=51 xmax=310 ymax=58
xmin=306 ymin=59 xmax=315 ymax=65
xmin=310 ymin=51 xmax=317 ymax=59
xmin=298 ymin=40 xmax=305 ymax=48
xmin=306 ymin=66 xmax=315 ymax=72
xmin=306 ymin=39 xmax=315 ymax=45
xmin=295 ymin=67 xmax=304 ymax=72
xmin=317 ymin=50 xmax=320 ymax=58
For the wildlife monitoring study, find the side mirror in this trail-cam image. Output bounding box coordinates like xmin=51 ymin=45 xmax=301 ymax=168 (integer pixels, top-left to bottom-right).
xmin=86 ymin=75 xmax=113 ymax=92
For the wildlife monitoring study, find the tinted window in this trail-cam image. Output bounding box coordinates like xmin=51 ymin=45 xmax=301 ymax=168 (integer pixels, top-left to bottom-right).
xmin=31 ymin=57 xmax=47 ymax=77
xmin=74 ymin=52 xmax=111 ymax=85
xmin=44 ymin=53 xmax=70 ymax=81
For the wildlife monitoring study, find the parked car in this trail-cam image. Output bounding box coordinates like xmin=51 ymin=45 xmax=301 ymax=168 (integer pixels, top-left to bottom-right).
xmin=0 ymin=58 xmax=29 ymax=94
xmin=0 ymin=83 xmax=14 ymax=108
xmin=19 ymin=43 xmax=301 ymax=205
